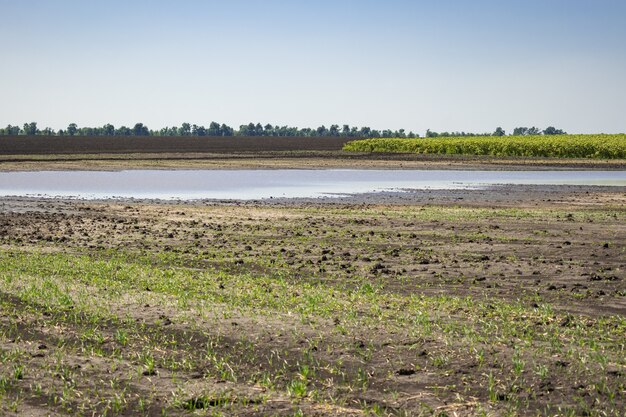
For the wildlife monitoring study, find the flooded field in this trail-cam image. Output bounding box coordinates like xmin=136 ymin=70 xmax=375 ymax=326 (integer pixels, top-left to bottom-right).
xmin=1 ymin=169 xmax=625 ymax=200
xmin=1 ymin=156 xmax=625 ymax=416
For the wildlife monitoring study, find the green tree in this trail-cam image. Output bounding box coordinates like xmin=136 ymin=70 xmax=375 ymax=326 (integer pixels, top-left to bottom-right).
xmin=221 ymin=124 xmax=234 ymax=136
xmin=23 ymin=122 xmax=38 ymax=135
xmin=103 ymin=124 xmax=115 ymax=136
xmin=179 ymin=123 xmax=191 ymax=136
xmin=133 ymin=123 xmax=149 ymax=136
xmin=255 ymin=123 xmax=264 ymax=136
xmin=67 ymin=123 xmax=78 ymax=136
xmin=513 ymin=127 xmax=529 ymax=136
xmin=543 ymin=126 xmax=565 ymax=135
xmin=207 ymin=122 xmax=221 ymax=136
xmin=512 ymin=126 xmax=541 ymax=136
xmin=191 ymin=124 xmax=206 ymax=136
xmin=493 ymin=127 xmax=506 ymax=136
xmin=116 ymin=126 xmax=132 ymax=136
xmin=316 ymin=125 xmax=328 ymax=136
xmin=238 ymin=123 xmax=253 ymax=136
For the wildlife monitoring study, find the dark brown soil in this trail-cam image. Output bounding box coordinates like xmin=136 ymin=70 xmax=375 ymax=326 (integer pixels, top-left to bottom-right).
xmin=0 ymin=136 xmax=350 ymax=155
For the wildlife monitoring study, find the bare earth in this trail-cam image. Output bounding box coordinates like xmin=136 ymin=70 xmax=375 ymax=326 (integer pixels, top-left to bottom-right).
xmin=1 ymin=151 xmax=626 ymax=171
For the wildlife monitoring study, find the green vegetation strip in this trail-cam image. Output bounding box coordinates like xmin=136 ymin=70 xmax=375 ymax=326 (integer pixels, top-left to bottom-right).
xmin=343 ymin=134 xmax=626 ymax=158
xmin=2 ymin=250 xmax=624 ymax=358
xmin=1 ymin=249 xmax=626 ymax=415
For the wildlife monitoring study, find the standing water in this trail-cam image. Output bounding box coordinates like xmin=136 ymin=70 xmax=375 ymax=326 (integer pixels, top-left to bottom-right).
xmin=0 ymin=169 xmax=624 ymax=200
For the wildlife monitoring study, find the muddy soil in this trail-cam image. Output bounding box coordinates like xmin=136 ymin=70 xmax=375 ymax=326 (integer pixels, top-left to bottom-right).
xmin=2 ymin=188 xmax=624 ymax=316
xmin=1 ymin=151 xmax=626 ymax=171
xmin=0 ymin=186 xmax=624 ymax=416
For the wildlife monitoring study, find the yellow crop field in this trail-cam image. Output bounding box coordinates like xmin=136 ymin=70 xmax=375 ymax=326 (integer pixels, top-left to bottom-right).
xmin=343 ymin=134 xmax=626 ymax=159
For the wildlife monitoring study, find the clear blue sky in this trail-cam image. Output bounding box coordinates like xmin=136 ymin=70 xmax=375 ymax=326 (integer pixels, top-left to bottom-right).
xmin=1 ymin=0 xmax=625 ymax=134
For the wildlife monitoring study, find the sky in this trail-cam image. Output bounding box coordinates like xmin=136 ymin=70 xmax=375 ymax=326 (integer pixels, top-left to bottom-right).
xmin=1 ymin=0 xmax=625 ymax=135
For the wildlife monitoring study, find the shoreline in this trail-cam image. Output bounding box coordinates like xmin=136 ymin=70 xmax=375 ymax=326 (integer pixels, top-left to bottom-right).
xmin=1 ymin=151 xmax=626 ymax=172
xmin=2 ymin=184 xmax=625 ymax=209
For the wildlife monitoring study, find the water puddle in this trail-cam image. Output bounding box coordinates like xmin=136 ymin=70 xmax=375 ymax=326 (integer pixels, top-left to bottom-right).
xmin=0 ymin=169 xmax=624 ymax=200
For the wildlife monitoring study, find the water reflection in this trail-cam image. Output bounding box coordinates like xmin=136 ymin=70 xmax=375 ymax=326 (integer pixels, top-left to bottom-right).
xmin=0 ymin=169 xmax=624 ymax=200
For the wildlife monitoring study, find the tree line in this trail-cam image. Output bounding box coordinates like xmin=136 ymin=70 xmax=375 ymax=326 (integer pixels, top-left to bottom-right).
xmin=426 ymin=126 xmax=566 ymax=137
xmin=0 ymin=122 xmax=566 ymax=138
xmin=0 ymin=122 xmax=418 ymax=139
